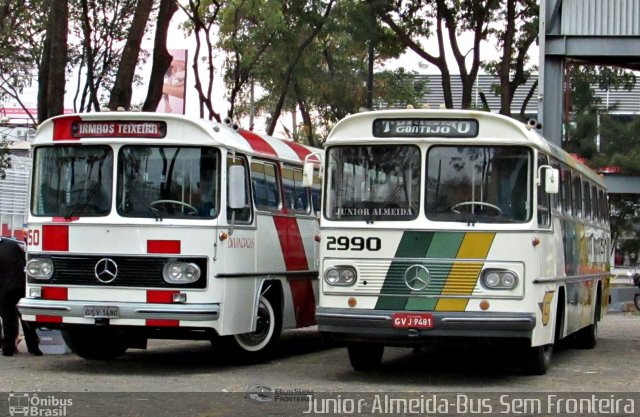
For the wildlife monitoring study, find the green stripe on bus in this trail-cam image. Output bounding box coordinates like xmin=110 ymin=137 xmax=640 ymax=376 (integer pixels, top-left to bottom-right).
xmin=375 ymin=232 xmax=434 ymax=310
xmin=405 ymin=232 xmax=464 ymax=311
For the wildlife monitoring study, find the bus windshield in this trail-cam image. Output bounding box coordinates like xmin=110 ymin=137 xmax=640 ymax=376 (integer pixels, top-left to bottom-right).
xmin=325 ymin=145 xmax=420 ymax=221
xmin=117 ymin=146 xmax=220 ymax=219
xmin=31 ymin=145 xmax=113 ymax=218
xmin=426 ymin=145 xmax=532 ymax=223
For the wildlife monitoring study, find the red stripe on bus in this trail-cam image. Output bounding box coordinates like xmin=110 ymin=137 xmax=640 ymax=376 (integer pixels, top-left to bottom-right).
xmin=42 ymin=287 xmax=68 ymax=300
xmin=289 ymin=278 xmax=316 ymax=327
xmin=146 ymin=290 xmax=179 ymax=304
xmin=281 ymin=140 xmax=319 ymax=163
xmin=42 ymin=225 xmax=69 ymax=251
xmin=52 ymin=115 xmax=82 ymax=141
xmin=146 ymin=319 xmax=179 ymax=327
xmin=272 ymin=216 xmax=308 ymax=271
xmin=239 ymin=130 xmax=277 ymax=158
xmin=147 ymin=240 xmax=181 ymax=254
xmin=36 ymin=315 xmax=63 ymax=323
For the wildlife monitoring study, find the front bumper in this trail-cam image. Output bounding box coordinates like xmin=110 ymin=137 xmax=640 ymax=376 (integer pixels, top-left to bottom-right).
xmin=17 ymin=298 xmax=220 ymax=323
xmin=316 ymin=307 xmax=536 ymax=345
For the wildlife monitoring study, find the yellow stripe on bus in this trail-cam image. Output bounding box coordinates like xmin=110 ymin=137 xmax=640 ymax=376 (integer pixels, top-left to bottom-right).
xmin=435 ymin=232 xmax=495 ymax=312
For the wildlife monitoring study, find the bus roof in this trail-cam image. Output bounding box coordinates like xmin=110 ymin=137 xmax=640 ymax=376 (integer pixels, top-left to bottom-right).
xmin=326 ymin=109 xmax=604 ymax=186
xmin=35 ymin=112 xmax=320 ymax=164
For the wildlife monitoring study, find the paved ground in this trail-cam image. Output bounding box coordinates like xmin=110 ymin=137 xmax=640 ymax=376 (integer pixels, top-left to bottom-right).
xmin=1 ymin=312 xmax=639 ymax=416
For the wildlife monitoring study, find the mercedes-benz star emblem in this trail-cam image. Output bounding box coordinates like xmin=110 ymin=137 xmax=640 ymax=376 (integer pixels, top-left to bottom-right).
xmin=94 ymin=258 xmax=118 ymax=283
xmin=403 ymin=264 xmax=430 ymax=291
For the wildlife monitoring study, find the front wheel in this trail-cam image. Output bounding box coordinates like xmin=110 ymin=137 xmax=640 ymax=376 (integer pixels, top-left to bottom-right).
xmin=347 ymin=343 xmax=384 ymax=371
xmin=634 ymin=293 xmax=640 ymax=311
xmin=523 ymin=343 xmax=553 ymax=375
xmin=62 ymin=328 xmax=128 ymax=360
xmin=228 ymin=295 xmax=282 ymax=360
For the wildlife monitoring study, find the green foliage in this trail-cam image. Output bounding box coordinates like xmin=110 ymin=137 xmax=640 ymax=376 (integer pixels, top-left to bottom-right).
xmin=609 ymin=193 xmax=640 ymax=255
xmin=567 ymin=64 xmax=639 ymax=171
xmin=218 ymin=0 xmax=420 ymax=142
xmin=566 ymin=64 xmax=640 ymax=255
xmin=67 ymin=0 xmax=149 ymax=111
xmin=0 ymin=0 xmax=48 ymax=112
xmin=0 ymin=137 xmax=10 ymax=180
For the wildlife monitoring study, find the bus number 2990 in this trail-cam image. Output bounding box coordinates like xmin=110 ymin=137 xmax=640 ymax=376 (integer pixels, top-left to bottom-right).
xmin=326 ymin=236 xmax=381 ymax=251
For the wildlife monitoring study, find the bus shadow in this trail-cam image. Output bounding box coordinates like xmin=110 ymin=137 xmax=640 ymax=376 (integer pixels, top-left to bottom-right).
xmin=40 ymin=328 xmax=338 ymax=376
xmin=337 ymin=340 xmax=575 ymax=386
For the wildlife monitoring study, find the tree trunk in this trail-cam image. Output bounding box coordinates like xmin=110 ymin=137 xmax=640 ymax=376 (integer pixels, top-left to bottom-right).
xmin=266 ymin=0 xmax=335 ymax=135
xmin=379 ymin=9 xmax=453 ymax=108
xmin=499 ymin=0 xmax=516 ymax=116
xmin=108 ymin=0 xmax=154 ymax=110
xmin=142 ymin=0 xmax=178 ymax=112
xmin=294 ymin=79 xmax=316 ymax=147
xmin=79 ymin=0 xmax=100 ymax=112
xmin=38 ymin=0 xmax=67 ymax=123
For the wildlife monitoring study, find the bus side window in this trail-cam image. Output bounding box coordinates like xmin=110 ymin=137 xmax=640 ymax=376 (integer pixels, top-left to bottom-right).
xmin=572 ymin=175 xmax=582 ymax=217
xmin=251 ymin=160 xmax=281 ymax=211
xmin=583 ymin=181 xmax=591 ymax=220
xmin=282 ymin=165 xmax=309 ymax=214
xmin=227 ymin=155 xmax=252 ymax=223
xmin=591 ymin=185 xmax=598 ymax=221
xmin=561 ymin=168 xmax=571 ymax=215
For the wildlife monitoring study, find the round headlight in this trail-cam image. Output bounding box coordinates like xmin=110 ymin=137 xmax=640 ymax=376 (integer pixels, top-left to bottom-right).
xmin=341 ymin=269 xmax=356 ymax=285
xmin=484 ymin=272 xmax=500 ymax=288
xmin=501 ymin=272 xmax=517 ymax=288
xmin=169 ymin=265 xmax=183 ymax=279
xmin=325 ymin=268 xmax=341 ymax=285
xmin=26 ymin=259 xmax=54 ymax=280
xmin=184 ymin=265 xmax=199 ymax=280
xmin=163 ymin=262 xmax=201 ymax=284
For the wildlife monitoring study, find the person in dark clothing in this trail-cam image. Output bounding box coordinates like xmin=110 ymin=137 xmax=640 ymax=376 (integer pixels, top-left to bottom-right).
xmin=0 ymin=238 xmax=42 ymax=356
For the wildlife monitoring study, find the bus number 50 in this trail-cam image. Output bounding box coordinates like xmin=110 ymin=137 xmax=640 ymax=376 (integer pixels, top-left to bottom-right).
xmin=27 ymin=229 xmax=40 ymax=246
xmin=326 ymin=236 xmax=381 ymax=251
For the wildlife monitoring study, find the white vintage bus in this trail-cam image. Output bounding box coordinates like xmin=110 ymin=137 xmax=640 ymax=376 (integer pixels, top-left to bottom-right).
xmin=18 ymin=112 xmax=321 ymax=360
xmin=309 ymin=109 xmax=610 ymax=375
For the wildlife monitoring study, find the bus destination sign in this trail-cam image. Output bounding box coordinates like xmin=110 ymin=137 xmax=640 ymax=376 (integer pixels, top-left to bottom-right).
xmin=72 ymin=121 xmax=167 ymax=138
xmin=372 ymin=118 xmax=478 ymax=138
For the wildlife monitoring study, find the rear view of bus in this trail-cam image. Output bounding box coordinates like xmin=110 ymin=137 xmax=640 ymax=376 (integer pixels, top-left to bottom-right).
xmin=19 ymin=112 xmax=321 ymax=360
xmin=313 ymin=109 xmax=610 ymax=375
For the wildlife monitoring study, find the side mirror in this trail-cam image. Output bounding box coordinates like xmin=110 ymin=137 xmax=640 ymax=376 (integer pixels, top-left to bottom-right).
xmin=228 ymin=165 xmax=246 ymax=209
xmin=539 ymin=166 xmax=559 ymax=194
xmin=302 ymin=161 xmax=315 ymax=187
xmin=302 ymin=152 xmax=323 ymax=187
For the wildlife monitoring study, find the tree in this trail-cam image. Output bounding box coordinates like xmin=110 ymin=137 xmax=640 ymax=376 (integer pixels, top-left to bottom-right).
xmin=143 ymin=0 xmax=179 ymax=111
xmin=217 ymin=0 xmax=282 ymax=121
xmin=178 ymin=0 xmax=225 ymax=122
xmin=564 ymin=64 xmax=636 ymax=164
xmin=378 ymin=0 xmax=500 ymax=109
xmin=219 ymin=1 xmax=416 ymax=145
xmin=69 ymin=1 xmax=143 ymax=113
xmin=108 ymin=0 xmax=154 ymax=110
xmin=0 ymin=136 xmax=10 ymax=180
xmin=0 ymin=0 xmax=47 ymax=125
xmin=482 ymin=0 xmax=538 ymax=118
xmin=37 ymin=0 xmax=68 ymax=123
xmin=263 ymin=0 xmax=336 ymax=136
